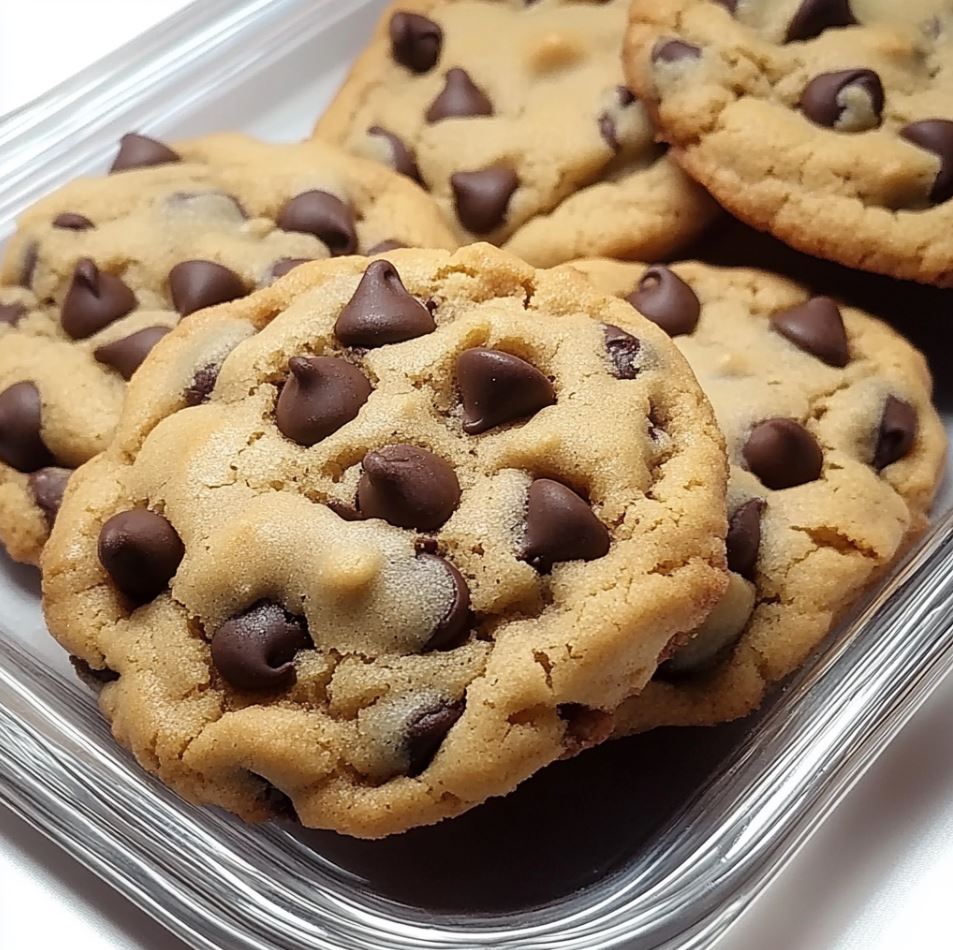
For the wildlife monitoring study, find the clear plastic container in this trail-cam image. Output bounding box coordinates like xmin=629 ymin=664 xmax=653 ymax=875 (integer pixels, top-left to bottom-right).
xmin=2 ymin=2 xmax=953 ymax=947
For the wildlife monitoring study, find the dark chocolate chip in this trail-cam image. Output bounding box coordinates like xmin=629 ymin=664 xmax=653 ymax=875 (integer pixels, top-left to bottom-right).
xmin=61 ymin=259 xmax=137 ymax=339
xmin=94 ymin=326 xmax=171 ymax=380
xmin=357 ymin=444 xmax=461 ymax=531
xmin=726 ymin=498 xmax=765 ymax=580
xmin=266 ymin=257 xmax=313 ymax=285
xmin=405 ymin=698 xmax=465 ymax=776
xmin=29 ymin=466 xmax=71 ymax=526
xmin=786 ymin=0 xmax=857 ymax=42
xmin=169 ymin=260 xmax=246 ymax=317
xmin=0 ymin=382 xmax=54 ymax=473
xmin=743 ymin=419 xmax=823 ymax=490
xmin=521 ymin=479 xmax=610 ymax=572
xmin=366 ymin=239 xmax=407 ymax=256
xmin=800 ymin=69 xmax=883 ymax=130
xmin=599 ymin=86 xmax=637 ymax=151
xmin=368 ymin=126 xmax=422 ymax=182
xmin=873 ymin=396 xmax=917 ymax=470
xmin=19 ymin=243 xmax=37 ymax=288
xmin=335 ymin=260 xmax=434 ymax=347
xmin=627 ymin=265 xmax=700 ymax=337
xmin=185 ymin=363 xmax=220 ymax=406
xmin=900 ymin=120 xmax=953 ymax=204
xmin=0 ymin=303 xmax=26 ymax=327
xmin=652 ymin=39 xmax=701 ymax=63
xmin=275 ymin=356 xmax=372 ymax=446
xmin=327 ymin=499 xmax=363 ymax=522
xmin=277 ymin=191 xmax=357 ymax=256
xmin=69 ymin=656 xmax=120 ymax=689
xmin=53 ymin=212 xmax=94 ymax=230
xmin=456 ymin=347 xmax=556 ymax=434
xmin=451 ymin=167 xmax=519 ymax=234
xmin=211 ymin=601 xmax=312 ymax=692
xmin=603 ymin=324 xmax=641 ymax=380
xmin=98 ymin=509 xmax=184 ymax=603
xmin=421 ymin=554 xmax=472 ymax=651
xmin=390 ymin=11 xmax=443 ymax=73
xmin=426 ymin=68 xmax=493 ymax=123
xmin=771 ymin=296 xmax=849 ymax=367
xmin=110 ymin=133 xmax=180 ymax=173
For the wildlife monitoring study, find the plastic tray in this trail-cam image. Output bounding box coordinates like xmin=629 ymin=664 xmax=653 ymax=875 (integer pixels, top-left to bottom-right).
xmin=2 ymin=1 xmax=953 ymax=948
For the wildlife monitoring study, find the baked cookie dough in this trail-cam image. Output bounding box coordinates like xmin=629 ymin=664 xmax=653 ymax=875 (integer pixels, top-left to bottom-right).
xmin=0 ymin=132 xmax=455 ymax=565
xmin=624 ymin=0 xmax=953 ymax=285
xmin=568 ymin=259 xmax=946 ymax=729
xmin=315 ymin=0 xmax=719 ymax=267
xmin=42 ymin=244 xmax=728 ymax=837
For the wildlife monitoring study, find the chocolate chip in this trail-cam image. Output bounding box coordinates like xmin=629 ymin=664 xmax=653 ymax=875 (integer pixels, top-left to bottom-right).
xmin=390 ymin=12 xmax=443 ymax=73
xmin=451 ymin=167 xmax=519 ymax=234
xmin=0 ymin=382 xmax=54 ymax=472
xmin=94 ymin=326 xmax=170 ymax=380
xmin=69 ymin=656 xmax=120 ymax=689
xmin=627 ymin=266 xmax=700 ymax=337
xmin=368 ymin=126 xmax=421 ymax=182
xmin=19 ymin=243 xmax=37 ymax=289
xmin=210 ymin=601 xmax=312 ymax=692
xmin=599 ymin=86 xmax=637 ymax=151
xmin=603 ymin=324 xmax=641 ymax=380
xmin=771 ymin=296 xmax=849 ymax=367
xmin=727 ymin=499 xmax=765 ymax=580
xmin=265 ymin=258 xmax=313 ymax=285
xmin=61 ymin=259 xmax=137 ymax=339
xmin=786 ymin=0 xmax=857 ymax=42
xmin=184 ymin=363 xmax=220 ymax=406
xmin=53 ymin=212 xmax=94 ymax=230
xmin=743 ymin=419 xmax=823 ymax=490
xmin=98 ymin=509 xmax=184 ymax=603
xmin=169 ymin=260 xmax=246 ymax=317
xmin=521 ymin=479 xmax=610 ymax=572
xmin=456 ymin=347 xmax=555 ymax=434
xmin=29 ymin=466 xmax=71 ymax=526
xmin=0 ymin=303 xmax=26 ymax=327
xmin=652 ymin=39 xmax=701 ymax=63
xmin=275 ymin=356 xmax=372 ymax=446
xmin=426 ymin=69 xmax=493 ymax=123
xmin=357 ymin=445 xmax=461 ymax=531
xmin=405 ymin=698 xmax=464 ymax=776
xmin=335 ymin=260 xmax=434 ymax=348
xmin=110 ymin=133 xmax=180 ymax=173
xmin=873 ymin=396 xmax=917 ymax=470
xmin=277 ymin=191 xmax=357 ymax=256
xmin=420 ymin=554 xmax=471 ymax=651
xmin=900 ymin=120 xmax=953 ymax=204
xmin=800 ymin=69 xmax=883 ymax=131
xmin=366 ymin=239 xmax=407 ymax=256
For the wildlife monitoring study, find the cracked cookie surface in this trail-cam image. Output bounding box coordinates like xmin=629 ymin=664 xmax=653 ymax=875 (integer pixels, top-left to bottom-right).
xmin=41 ymin=244 xmax=728 ymax=838
xmin=0 ymin=133 xmax=455 ymax=566
xmin=314 ymin=0 xmax=719 ymax=267
xmin=568 ymin=259 xmax=945 ymax=729
xmin=625 ymin=0 xmax=953 ymax=285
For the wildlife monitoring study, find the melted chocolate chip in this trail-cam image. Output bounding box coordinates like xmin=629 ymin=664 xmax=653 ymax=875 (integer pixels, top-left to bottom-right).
xmin=603 ymin=324 xmax=641 ymax=380
xmin=873 ymin=396 xmax=917 ymax=470
xmin=368 ymin=126 xmax=422 ymax=182
xmin=366 ymin=239 xmax=407 ymax=256
xmin=169 ymin=260 xmax=246 ymax=317
xmin=335 ymin=260 xmax=434 ymax=347
xmin=406 ymin=698 xmax=464 ymax=776
xmin=277 ymin=191 xmax=358 ymax=256
xmin=451 ymin=168 xmax=519 ymax=234
xmin=0 ymin=382 xmax=53 ymax=472
xmin=627 ymin=266 xmax=700 ymax=337
xmin=211 ymin=602 xmax=312 ymax=692
xmin=185 ymin=363 xmax=220 ymax=406
xmin=275 ymin=356 xmax=372 ymax=446
xmin=726 ymin=499 xmax=765 ymax=580
xmin=786 ymin=0 xmax=857 ymax=42
xmin=98 ymin=509 xmax=184 ymax=603
xmin=390 ymin=11 xmax=442 ymax=72
xmin=53 ymin=212 xmax=94 ymax=230
xmin=521 ymin=479 xmax=610 ymax=572
xmin=94 ymin=326 xmax=170 ymax=380
xmin=0 ymin=303 xmax=26 ymax=327
xmin=110 ymin=133 xmax=180 ymax=173
xmin=61 ymin=259 xmax=137 ymax=339
xmin=456 ymin=347 xmax=555 ymax=434
xmin=426 ymin=69 xmax=493 ymax=123
xmin=900 ymin=120 xmax=953 ymax=204
xmin=266 ymin=258 xmax=313 ymax=285
xmin=800 ymin=69 xmax=883 ymax=130
xmin=29 ymin=466 xmax=71 ymax=526
xmin=771 ymin=296 xmax=849 ymax=367
xmin=652 ymin=39 xmax=701 ymax=63
xmin=599 ymin=86 xmax=637 ymax=151
xmin=420 ymin=554 xmax=472 ymax=651
xmin=357 ymin=445 xmax=461 ymax=531
xmin=743 ymin=419 xmax=823 ymax=490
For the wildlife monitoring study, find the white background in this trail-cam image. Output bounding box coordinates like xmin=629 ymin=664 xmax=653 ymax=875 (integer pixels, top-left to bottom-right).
xmin=2 ymin=3 xmax=953 ymax=948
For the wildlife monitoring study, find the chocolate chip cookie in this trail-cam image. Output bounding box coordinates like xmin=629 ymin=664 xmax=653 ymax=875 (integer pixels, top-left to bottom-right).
xmin=567 ymin=259 xmax=945 ymax=729
xmin=42 ymin=244 xmax=729 ymax=837
xmin=0 ymin=132 xmax=456 ymax=565
xmin=315 ymin=0 xmax=719 ymax=267
xmin=624 ymin=0 xmax=953 ymax=285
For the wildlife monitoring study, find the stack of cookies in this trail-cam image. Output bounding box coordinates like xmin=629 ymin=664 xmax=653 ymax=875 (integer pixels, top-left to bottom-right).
xmin=0 ymin=0 xmax=947 ymax=839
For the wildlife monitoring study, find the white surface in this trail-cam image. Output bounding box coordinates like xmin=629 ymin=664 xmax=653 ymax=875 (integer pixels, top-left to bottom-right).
xmin=1 ymin=3 xmax=951 ymax=949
